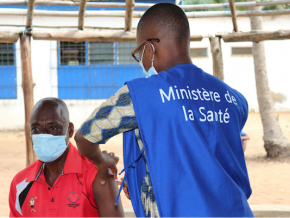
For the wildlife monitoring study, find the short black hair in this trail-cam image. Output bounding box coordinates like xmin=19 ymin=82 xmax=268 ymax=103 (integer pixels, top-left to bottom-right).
xmin=137 ymin=3 xmax=190 ymax=44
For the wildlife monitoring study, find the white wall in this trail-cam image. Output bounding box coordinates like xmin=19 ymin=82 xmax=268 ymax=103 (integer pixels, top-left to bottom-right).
xmin=189 ymin=15 xmax=290 ymax=112
xmin=0 ymin=13 xmax=290 ymax=130
xmin=0 ymin=40 xmax=24 ymax=130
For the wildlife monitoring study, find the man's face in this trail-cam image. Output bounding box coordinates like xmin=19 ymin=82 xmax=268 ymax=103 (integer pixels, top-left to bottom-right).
xmin=30 ymin=103 xmax=70 ymax=144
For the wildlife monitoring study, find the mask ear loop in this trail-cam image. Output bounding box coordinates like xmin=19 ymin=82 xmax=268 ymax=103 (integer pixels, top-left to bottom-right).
xmin=149 ymin=43 xmax=155 ymax=67
xmin=140 ymin=45 xmax=146 ymax=63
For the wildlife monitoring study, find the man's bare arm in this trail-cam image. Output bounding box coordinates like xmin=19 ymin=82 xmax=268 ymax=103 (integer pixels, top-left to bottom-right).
xmin=93 ymin=170 xmax=124 ymax=217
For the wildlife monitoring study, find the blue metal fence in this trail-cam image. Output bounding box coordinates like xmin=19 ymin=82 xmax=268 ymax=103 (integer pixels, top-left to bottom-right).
xmin=58 ymin=64 xmax=143 ymax=99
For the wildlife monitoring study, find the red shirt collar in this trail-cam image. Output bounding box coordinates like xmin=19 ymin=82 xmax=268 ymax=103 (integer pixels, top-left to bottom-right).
xmin=26 ymin=142 xmax=83 ymax=182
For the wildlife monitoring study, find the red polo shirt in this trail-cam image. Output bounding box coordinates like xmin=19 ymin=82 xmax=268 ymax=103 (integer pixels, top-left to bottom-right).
xmin=9 ymin=143 xmax=99 ymax=217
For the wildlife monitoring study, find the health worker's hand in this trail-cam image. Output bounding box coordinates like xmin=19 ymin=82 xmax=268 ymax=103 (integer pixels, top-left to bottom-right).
xmin=74 ymin=130 xmax=119 ymax=186
xmin=95 ymin=151 xmax=119 ymax=185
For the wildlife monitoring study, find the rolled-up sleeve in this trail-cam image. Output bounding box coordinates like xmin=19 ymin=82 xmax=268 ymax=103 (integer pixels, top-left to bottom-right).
xmin=79 ymin=85 xmax=138 ymax=144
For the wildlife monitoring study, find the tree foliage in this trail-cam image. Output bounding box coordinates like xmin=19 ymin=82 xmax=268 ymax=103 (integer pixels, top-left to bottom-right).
xmin=262 ymin=4 xmax=290 ymax=11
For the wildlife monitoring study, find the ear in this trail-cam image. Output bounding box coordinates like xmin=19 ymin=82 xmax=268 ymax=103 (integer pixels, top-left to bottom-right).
xmin=68 ymin=122 xmax=74 ymax=138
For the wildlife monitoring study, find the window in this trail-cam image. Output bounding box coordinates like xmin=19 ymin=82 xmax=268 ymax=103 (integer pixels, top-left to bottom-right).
xmin=232 ymin=47 xmax=252 ymax=56
xmin=190 ymin=48 xmax=208 ymax=58
xmin=60 ymin=42 xmax=85 ymax=65
xmin=89 ymin=42 xmax=114 ymax=65
xmin=58 ymin=41 xmax=143 ymax=99
xmin=117 ymin=42 xmax=136 ymax=64
xmin=0 ymin=43 xmax=14 ymax=65
xmin=0 ymin=43 xmax=17 ymax=99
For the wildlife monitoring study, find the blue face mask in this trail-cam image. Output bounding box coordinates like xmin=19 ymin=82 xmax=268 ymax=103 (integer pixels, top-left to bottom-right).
xmin=139 ymin=43 xmax=158 ymax=78
xmin=31 ymin=127 xmax=69 ymax=162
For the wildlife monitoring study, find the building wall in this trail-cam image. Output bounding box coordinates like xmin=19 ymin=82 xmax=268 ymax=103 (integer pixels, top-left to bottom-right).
xmin=0 ymin=13 xmax=290 ymax=130
xmin=188 ymin=15 xmax=290 ymax=113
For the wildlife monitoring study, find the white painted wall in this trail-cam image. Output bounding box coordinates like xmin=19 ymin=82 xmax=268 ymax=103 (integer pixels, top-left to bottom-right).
xmin=188 ymin=15 xmax=290 ymax=113
xmin=0 ymin=13 xmax=290 ymax=130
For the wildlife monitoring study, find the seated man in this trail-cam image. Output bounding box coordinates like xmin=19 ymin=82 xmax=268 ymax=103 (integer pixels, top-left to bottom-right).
xmin=9 ymin=98 xmax=124 ymax=217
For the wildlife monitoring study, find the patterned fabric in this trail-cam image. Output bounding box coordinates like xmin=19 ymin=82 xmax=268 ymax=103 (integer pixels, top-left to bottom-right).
xmin=141 ymin=173 xmax=160 ymax=217
xmin=80 ymin=85 xmax=138 ymax=144
xmin=80 ymin=85 xmax=159 ymax=217
xmin=135 ymin=128 xmax=149 ymax=172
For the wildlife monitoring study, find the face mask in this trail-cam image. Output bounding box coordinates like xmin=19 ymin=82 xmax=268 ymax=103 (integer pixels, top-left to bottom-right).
xmin=139 ymin=43 xmax=158 ymax=78
xmin=31 ymin=127 xmax=69 ymax=162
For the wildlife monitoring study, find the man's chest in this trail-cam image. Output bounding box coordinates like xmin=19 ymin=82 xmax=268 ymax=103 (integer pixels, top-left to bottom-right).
xmin=20 ymin=175 xmax=98 ymax=217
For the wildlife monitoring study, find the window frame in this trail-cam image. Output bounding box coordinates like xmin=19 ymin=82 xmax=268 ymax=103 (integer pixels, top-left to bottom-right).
xmin=190 ymin=47 xmax=208 ymax=58
xmin=231 ymin=46 xmax=253 ymax=56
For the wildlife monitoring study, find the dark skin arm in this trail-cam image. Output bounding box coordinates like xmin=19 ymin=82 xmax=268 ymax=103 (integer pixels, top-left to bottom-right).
xmin=93 ymin=164 xmax=124 ymax=217
xmin=74 ymin=130 xmax=118 ymax=184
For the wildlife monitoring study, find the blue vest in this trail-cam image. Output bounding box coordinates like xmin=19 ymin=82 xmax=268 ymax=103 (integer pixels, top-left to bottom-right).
xmin=123 ymin=64 xmax=253 ymax=217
